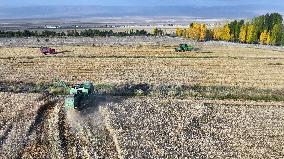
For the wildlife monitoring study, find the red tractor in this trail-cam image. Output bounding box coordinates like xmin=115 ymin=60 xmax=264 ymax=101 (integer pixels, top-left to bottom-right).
xmin=40 ymin=47 xmax=56 ymax=55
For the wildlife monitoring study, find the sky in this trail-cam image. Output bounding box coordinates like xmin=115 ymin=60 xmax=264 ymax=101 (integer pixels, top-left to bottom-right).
xmin=0 ymin=0 xmax=283 ymax=19
xmin=0 ymin=0 xmax=283 ymax=7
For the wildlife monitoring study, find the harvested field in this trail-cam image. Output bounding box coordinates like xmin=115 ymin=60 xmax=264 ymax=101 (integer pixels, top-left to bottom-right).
xmin=0 ymin=41 xmax=284 ymax=89
xmin=1 ymin=37 xmax=284 ymax=158
xmin=0 ymin=92 xmax=119 ymax=159
xmin=104 ymin=98 xmax=284 ymax=158
xmin=1 ymin=92 xmax=284 ymax=158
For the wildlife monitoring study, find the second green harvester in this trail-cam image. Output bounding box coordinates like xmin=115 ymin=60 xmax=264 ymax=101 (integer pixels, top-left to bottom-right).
xmin=175 ymin=44 xmax=194 ymax=52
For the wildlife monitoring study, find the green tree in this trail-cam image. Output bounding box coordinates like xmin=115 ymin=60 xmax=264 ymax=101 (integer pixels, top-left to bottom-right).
xmin=231 ymin=20 xmax=244 ymax=42
xmin=264 ymin=13 xmax=283 ymax=31
xmin=61 ymin=32 xmax=66 ymax=36
xmin=281 ymin=33 xmax=284 ymax=46
xmin=229 ymin=20 xmax=237 ymax=41
xmin=229 ymin=20 xmax=244 ymax=42
xmin=234 ymin=21 xmax=242 ymax=42
xmin=74 ymin=30 xmax=80 ymax=36
xmin=270 ymin=24 xmax=283 ymax=45
xmin=67 ymin=30 xmax=75 ymax=36
xmin=239 ymin=20 xmax=245 ymax=26
xmin=153 ymin=28 xmax=163 ymax=36
xmin=267 ymin=32 xmax=271 ymax=45
xmin=206 ymin=29 xmax=213 ymax=41
xmin=153 ymin=28 xmax=158 ymax=36
xmin=252 ymin=15 xmax=265 ymax=40
xmin=270 ymin=13 xmax=283 ymax=30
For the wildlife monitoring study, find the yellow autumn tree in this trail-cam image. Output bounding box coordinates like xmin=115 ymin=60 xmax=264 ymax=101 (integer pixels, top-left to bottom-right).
xmin=187 ymin=27 xmax=193 ymax=38
xmin=239 ymin=25 xmax=248 ymax=43
xmin=179 ymin=23 xmax=207 ymax=41
xmin=176 ymin=28 xmax=183 ymax=37
xmin=221 ymin=24 xmax=231 ymax=41
xmin=260 ymin=30 xmax=268 ymax=45
xmin=199 ymin=24 xmax=207 ymax=41
xmin=184 ymin=28 xmax=190 ymax=38
xmin=246 ymin=24 xmax=257 ymax=43
xmin=176 ymin=28 xmax=187 ymax=38
xmin=188 ymin=23 xmax=201 ymax=40
xmin=213 ymin=24 xmax=222 ymax=40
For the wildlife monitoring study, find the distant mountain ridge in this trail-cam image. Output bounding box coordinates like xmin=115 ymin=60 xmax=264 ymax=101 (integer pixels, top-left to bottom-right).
xmin=0 ymin=5 xmax=283 ymax=20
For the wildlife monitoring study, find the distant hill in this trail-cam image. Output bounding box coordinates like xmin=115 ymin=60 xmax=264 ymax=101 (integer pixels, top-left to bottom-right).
xmin=0 ymin=5 xmax=283 ymax=20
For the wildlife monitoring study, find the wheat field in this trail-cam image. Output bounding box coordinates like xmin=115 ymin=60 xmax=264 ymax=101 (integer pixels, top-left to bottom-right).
xmin=0 ymin=44 xmax=283 ymax=89
xmin=0 ymin=41 xmax=284 ymax=158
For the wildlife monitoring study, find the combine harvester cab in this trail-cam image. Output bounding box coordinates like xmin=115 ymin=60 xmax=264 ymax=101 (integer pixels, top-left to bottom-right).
xmin=64 ymin=81 xmax=94 ymax=110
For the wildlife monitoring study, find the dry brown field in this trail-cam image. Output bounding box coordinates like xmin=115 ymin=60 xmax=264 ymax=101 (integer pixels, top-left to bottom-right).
xmin=1 ymin=44 xmax=284 ymax=89
xmin=0 ymin=41 xmax=284 ymax=158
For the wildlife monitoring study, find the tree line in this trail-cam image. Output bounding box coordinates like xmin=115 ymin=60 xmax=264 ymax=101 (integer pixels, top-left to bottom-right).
xmin=0 ymin=29 xmax=150 ymax=38
xmin=176 ymin=13 xmax=284 ymax=46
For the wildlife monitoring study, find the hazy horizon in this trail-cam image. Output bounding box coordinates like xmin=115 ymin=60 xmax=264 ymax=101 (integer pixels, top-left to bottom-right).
xmin=0 ymin=0 xmax=283 ymax=20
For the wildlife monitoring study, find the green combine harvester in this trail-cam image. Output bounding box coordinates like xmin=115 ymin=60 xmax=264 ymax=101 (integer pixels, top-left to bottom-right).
xmin=175 ymin=44 xmax=194 ymax=52
xmin=64 ymin=81 xmax=94 ymax=110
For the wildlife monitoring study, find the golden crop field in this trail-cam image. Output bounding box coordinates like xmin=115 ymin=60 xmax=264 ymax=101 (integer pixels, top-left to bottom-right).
xmin=0 ymin=44 xmax=283 ymax=89
xmin=1 ymin=42 xmax=284 ymax=158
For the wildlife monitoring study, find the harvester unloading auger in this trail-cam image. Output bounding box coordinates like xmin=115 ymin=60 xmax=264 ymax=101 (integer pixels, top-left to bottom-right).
xmin=56 ymin=81 xmax=94 ymax=110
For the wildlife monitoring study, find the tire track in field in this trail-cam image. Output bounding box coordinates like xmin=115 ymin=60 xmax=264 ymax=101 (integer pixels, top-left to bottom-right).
xmin=46 ymin=102 xmax=64 ymax=159
xmin=64 ymin=105 xmax=120 ymax=159
xmin=0 ymin=93 xmax=45 ymax=159
xmin=1 ymin=93 xmax=128 ymax=158
xmin=19 ymin=98 xmax=58 ymax=158
xmin=58 ymin=106 xmax=70 ymax=158
xmin=0 ymin=122 xmax=13 ymax=148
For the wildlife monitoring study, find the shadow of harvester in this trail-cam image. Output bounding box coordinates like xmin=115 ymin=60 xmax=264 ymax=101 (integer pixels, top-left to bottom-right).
xmin=55 ymin=50 xmax=72 ymax=54
xmin=76 ymin=83 xmax=151 ymax=114
xmin=45 ymin=50 xmax=71 ymax=55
